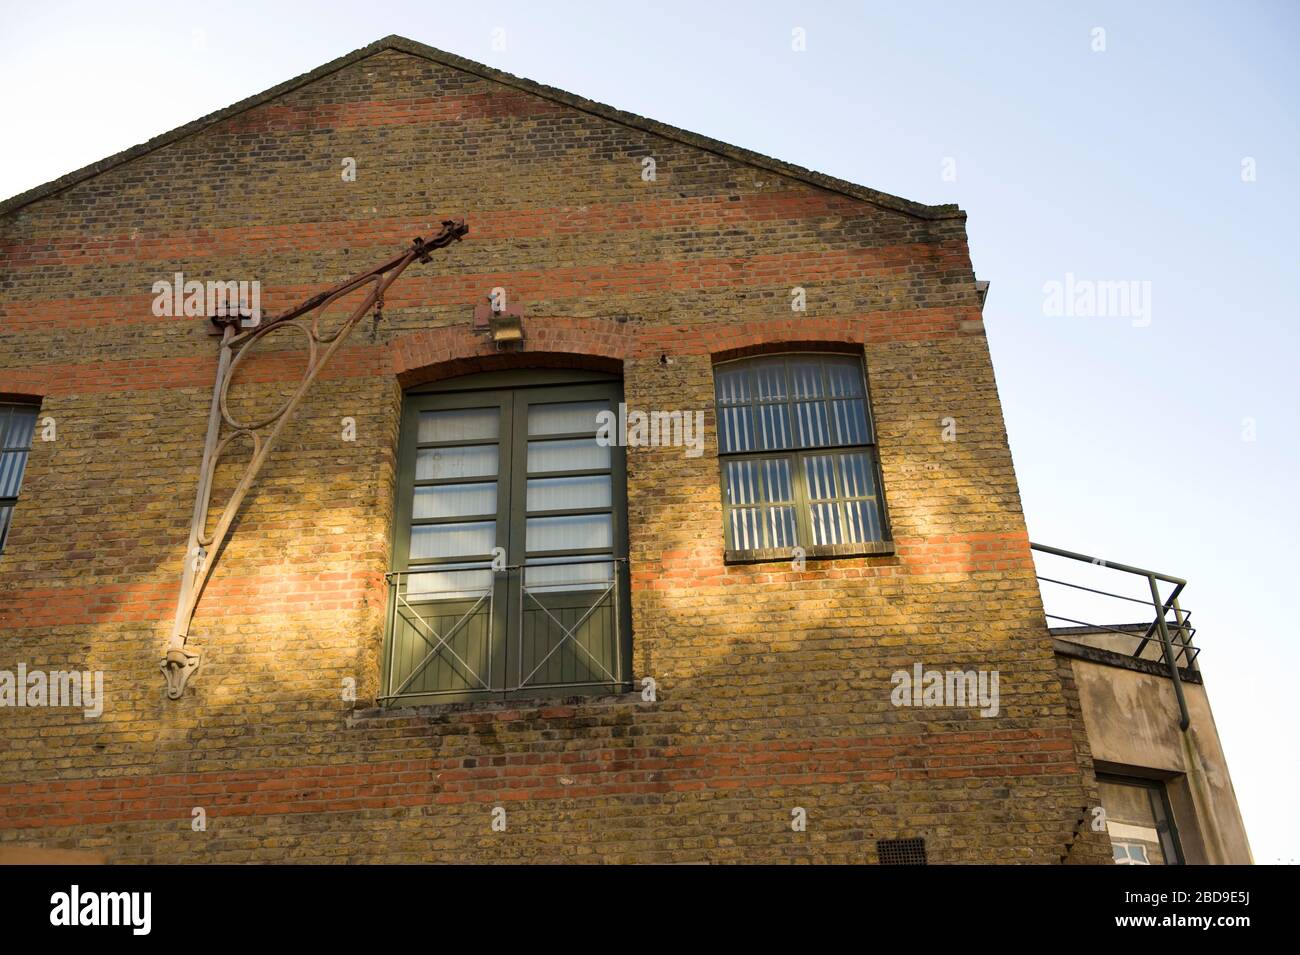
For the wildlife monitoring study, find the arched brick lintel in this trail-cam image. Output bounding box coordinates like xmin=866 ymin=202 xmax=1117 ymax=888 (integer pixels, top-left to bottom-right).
xmin=709 ymin=337 xmax=865 ymax=366
xmin=694 ymin=320 xmax=872 ymax=366
xmin=391 ymin=319 xmax=628 ymax=388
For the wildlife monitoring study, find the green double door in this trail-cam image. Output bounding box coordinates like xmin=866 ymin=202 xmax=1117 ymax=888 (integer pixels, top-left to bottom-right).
xmin=386 ymin=375 xmax=631 ymax=704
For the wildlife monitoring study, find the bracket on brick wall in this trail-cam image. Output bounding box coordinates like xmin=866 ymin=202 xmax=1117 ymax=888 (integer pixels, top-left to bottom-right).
xmin=161 ymin=220 xmax=469 ymax=700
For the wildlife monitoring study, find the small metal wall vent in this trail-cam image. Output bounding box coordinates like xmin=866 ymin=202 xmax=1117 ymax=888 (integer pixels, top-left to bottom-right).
xmin=876 ymin=837 xmax=928 ymax=865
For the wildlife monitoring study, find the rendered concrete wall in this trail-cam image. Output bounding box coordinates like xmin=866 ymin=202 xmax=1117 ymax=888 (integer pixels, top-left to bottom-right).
xmin=1064 ymin=651 xmax=1252 ymax=864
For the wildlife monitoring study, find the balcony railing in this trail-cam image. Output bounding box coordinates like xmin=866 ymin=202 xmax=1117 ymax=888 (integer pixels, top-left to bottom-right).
xmin=1031 ymin=542 xmax=1197 ymax=730
xmin=381 ymin=558 xmax=630 ymax=704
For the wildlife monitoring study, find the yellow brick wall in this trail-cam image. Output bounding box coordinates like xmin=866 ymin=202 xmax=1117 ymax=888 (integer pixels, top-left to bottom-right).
xmin=0 ymin=45 xmax=1110 ymax=863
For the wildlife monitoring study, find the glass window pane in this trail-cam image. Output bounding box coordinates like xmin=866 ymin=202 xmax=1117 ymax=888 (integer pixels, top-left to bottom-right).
xmin=727 ymin=507 xmax=762 ymax=551
xmin=755 ymin=403 xmax=792 ymax=450
xmin=718 ymin=405 xmax=754 ymax=453
xmin=724 ymin=459 xmax=763 ymax=506
xmin=768 ymin=506 xmax=797 ymax=548
xmin=824 ymin=357 xmax=866 ymax=398
xmin=809 ymin=502 xmax=843 ymax=546
xmin=839 ymin=451 xmax=877 ymax=499
xmin=418 ymin=407 xmax=498 ymax=443
xmin=830 ymin=399 xmax=870 ymax=445
xmin=843 ymin=499 xmax=883 ymax=543
xmin=527 ymin=438 xmax=610 ymax=473
xmin=2 ymin=407 xmax=38 ymax=449
xmin=725 ymin=459 xmax=791 ymax=506
xmin=753 ymin=359 xmax=788 ymax=401
xmin=416 ymin=445 xmax=499 ymax=480
xmin=788 ymin=358 xmax=826 ymax=399
xmin=412 ymin=482 xmax=497 ymax=519
xmin=0 ymin=505 xmax=12 ymax=551
xmin=793 ymin=401 xmax=833 ymax=447
xmin=526 ymin=514 xmax=612 ymax=552
xmin=761 ymin=458 xmax=793 ymax=502
xmin=404 ymin=565 xmax=493 ymax=599
xmin=0 ymin=451 xmax=28 ymax=498
xmin=726 ymin=506 xmax=796 ymax=550
xmin=527 ymin=400 xmax=611 ymax=436
xmin=714 ymin=363 xmax=752 ymax=405
xmin=527 ymin=475 xmax=611 ymax=512
xmin=804 ymin=455 xmax=839 ymax=501
xmin=410 ymin=521 xmax=495 ymax=560
xmin=524 ymin=559 xmax=614 ymax=592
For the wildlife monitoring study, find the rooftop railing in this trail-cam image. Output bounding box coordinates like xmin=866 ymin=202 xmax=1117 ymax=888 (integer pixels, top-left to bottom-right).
xmin=1031 ymin=542 xmax=1197 ymax=730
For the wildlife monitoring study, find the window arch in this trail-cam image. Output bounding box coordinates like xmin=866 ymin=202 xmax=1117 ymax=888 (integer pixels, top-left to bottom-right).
xmin=713 ymin=353 xmax=892 ymax=561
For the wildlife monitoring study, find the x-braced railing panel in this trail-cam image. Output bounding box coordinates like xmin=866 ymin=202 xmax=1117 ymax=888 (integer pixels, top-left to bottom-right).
xmin=380 ymin=560 xmax=628 ymax=704
xmin=518 ymin=577 xmax=621 ymax=690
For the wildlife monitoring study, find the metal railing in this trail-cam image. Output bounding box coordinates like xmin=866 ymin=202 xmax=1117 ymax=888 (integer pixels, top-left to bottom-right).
xmin=1031 ymin=542 xmax=1197 ymax=731
xmin=381 ymin=558 xmax=630 ymax=704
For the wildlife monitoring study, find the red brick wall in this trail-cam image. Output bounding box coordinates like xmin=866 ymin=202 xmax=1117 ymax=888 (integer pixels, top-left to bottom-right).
xmin=0 ymin=46 xmax=1103 ymax=862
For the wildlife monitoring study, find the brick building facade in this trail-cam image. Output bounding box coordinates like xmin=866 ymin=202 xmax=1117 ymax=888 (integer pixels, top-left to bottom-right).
xmin=0 ymin=36 xmax=1146 ymax=863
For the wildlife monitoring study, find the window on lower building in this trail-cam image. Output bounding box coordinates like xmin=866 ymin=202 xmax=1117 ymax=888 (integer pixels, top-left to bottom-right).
xmin=713 ymin=353 xmax=891 ymax=561
xmin=0 ymin=403 xmax=39 ymax=557
xmin=383 ymin=372 xmax=631 ymax=705
xmin=1097 ymin=775 xmax=1183 ymax=865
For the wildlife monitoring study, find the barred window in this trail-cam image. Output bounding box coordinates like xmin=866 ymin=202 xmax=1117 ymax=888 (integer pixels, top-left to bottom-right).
xmin=713 ymin=354 xmax=891 ymax=560
xmin=0 ymin=403 xmax=39 ymax=557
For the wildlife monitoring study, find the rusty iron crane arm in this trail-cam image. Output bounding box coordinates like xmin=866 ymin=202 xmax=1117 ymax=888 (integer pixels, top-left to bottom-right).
xmin=162 ymin=220 xmax=469 ymax=699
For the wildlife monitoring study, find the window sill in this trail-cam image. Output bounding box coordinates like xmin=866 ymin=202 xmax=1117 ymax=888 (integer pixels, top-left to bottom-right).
xmin=723 ymin=541 xmax=895 ymax=564
xmin=347 ymin=686 xmax=640 ymax=725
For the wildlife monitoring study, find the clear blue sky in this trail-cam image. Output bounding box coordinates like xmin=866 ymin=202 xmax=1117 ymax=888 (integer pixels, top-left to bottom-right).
xmin=3 ymin=0 xmax=1296 ymax=862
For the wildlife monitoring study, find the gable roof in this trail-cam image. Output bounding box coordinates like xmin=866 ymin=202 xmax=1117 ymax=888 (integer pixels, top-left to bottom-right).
xmin=0 ymin=35 xmax=963 ymax=221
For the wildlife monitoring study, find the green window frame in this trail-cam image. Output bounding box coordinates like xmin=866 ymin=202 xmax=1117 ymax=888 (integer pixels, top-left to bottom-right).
xmin=0 ymin=403 xmax=39 ymax=557
xmin=384 ymin=371 xmax=632 ymax=706
xmin=713 ymin=353 xmax=892 ymax=562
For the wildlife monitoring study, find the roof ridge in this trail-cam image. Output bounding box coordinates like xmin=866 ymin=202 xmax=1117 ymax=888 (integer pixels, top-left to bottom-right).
xmin=0 ymin=34 xmax=963 ymax=221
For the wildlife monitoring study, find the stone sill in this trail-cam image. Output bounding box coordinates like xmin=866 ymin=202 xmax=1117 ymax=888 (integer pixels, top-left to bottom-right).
xmin=724 ymin=540 xmax=896 ymax=565
xmin=346 ymin=687 xmax=642 ymax=726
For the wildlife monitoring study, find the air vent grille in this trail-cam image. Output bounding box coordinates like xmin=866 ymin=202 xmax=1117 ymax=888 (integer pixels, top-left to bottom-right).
xmin=876 ymin=837 xmax=927 ymax=865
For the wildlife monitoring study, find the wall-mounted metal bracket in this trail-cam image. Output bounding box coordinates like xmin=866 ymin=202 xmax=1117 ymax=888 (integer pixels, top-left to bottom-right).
xmin=162 ymin=220 xmax=469 ymax=699
xmin=161 ymin=648 xmax=201 ymax=700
